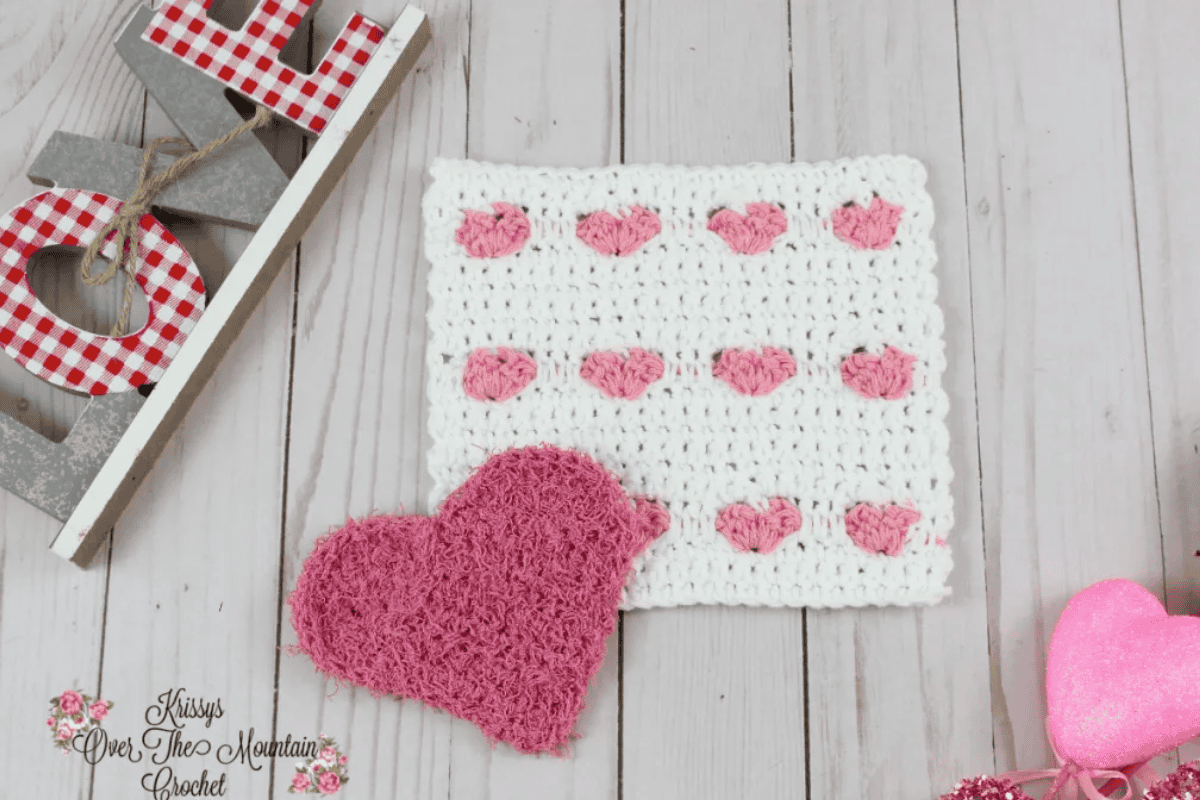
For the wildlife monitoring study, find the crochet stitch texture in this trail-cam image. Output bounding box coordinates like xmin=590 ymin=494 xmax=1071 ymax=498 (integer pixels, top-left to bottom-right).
xmin=289 ymin=446 xmax=668 ymax=754
xmin=422 ymin=156 xmax=954 ymax=609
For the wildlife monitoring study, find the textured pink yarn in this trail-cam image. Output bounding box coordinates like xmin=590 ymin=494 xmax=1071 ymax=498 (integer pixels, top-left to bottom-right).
xmin=580 ymin=348 xmax=665 ymax=399
xmin=288 ymin=446 xmax=669 ymax=755
xmin=706 ymin=202 xmax=787 ymax=254
xmin=712 ymin=347 xmax=797 ymax=396
xmin=715 ymin=498 xmax=803 ymax=554
xmin=830 ymin=196 xmax=903 ymax=250
xmin=576 ymin=205 xmax=661 ymax=256
xmin=841 ymin=345 xmax=917 ymax=399
xmin=845 ymin=503 xmax=920 ymax=556
xmin=939 ymin=776 xmax=1036 ymax=800
xmin=455 ymin=202 xmax=531 ymax=258
xmin=1146 ymin=762 xmax=1200 ymax=800
xmin=463 ymin=347 xmax=537 ymax=401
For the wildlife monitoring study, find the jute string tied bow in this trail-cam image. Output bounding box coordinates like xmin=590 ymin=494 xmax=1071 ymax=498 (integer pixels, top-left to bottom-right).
xmin=77 ymin=105 xmax=273 ymax=336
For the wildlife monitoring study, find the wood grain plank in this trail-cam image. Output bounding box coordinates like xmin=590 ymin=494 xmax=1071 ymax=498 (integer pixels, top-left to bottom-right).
xmin=957 ymin=0 xmax=1162 ymax=775
xmin=274 ymin=0 xmax=624 ymax=796
xmin=789 ymin=1 xmax=995 ymax=797
xmin=620 ymin=2 xmax=806 ymax=798
xmin=456 ymin=4 xmax=622 ymax=797
xmin=0 ymin=0 xmax=145 ymax=445
xmin=86 ymin=1 xmax=300 ymax=796
xmin=0 ymin=1 xmax=141 ymax=795
xmin=1120 ymin=0 xmax=1200 ymax=766
xmin=272 ymin=1 xmax=467 ymax=797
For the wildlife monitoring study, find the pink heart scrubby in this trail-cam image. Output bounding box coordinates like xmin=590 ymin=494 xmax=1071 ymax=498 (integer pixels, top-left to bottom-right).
xmin=1047 ymin=579 xmax=1200 ymax=769
xmin=288 ymin=446 xmax=669 ymax=755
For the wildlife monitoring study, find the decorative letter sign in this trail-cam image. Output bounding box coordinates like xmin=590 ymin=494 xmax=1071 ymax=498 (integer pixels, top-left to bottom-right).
xmin=0 ymin=189 xmax=204 ymax=395
xmin=0 ymin=3 xmax=430 ymax=566
xmin=143 ymin=0 xmax=386 ymax=134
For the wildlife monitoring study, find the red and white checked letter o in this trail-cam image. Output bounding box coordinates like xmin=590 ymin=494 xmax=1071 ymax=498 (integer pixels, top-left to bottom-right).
xmin=0 ymin=189 xmax=206 ymax=395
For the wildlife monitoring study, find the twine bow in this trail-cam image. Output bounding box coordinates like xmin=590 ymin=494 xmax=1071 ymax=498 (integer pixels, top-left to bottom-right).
xmin=997 ymin=720 xmax=1160 ymax=800
xmin=78 ymin=105 xmax=273 ymax=335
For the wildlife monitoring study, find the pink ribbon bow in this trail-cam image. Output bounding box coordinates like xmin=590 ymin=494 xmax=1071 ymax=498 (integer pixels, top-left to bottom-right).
xmin=997 ymin=720 xmax=1159 ymax=800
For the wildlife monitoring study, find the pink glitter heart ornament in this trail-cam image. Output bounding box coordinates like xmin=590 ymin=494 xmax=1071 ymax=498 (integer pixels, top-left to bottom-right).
xmin=1047 ymin=579 xmax=1200 ymax=769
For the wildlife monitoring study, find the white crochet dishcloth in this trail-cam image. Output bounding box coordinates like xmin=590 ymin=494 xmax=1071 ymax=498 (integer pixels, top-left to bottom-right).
xmin=422 ymin=156 xmax=953 ymax=609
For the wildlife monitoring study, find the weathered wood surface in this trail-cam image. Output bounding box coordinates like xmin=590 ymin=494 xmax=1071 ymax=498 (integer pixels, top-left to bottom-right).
xmin=1 ymin=0 xmax=1195 ymax=798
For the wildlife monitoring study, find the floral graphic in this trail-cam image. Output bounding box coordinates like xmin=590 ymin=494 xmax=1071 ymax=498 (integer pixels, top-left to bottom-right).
xmin=289 ymin=734 xmax=349 ymax=795
xmin=47 ymin=690 xmax=113 ymax=754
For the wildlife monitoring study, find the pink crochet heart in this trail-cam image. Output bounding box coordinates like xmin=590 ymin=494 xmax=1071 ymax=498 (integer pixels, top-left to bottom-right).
xmin=707 ymin=202 xmax=787 ymax=254
xmin=841 ymin=346 xmax=917 ymax=400
xmin=712 ymin=347 xmax=797 ymax=396
xmin=289 ymin=446 xmax=670 ymax=755
xmin=844 ymin=503 xmax=920 ymax=556
xmin=580 ymin=348 xmax=664 ymax=399
xmin=455 ymin=202 xmax=531 ymax=258
xmin=463 ymin=347 xmax=537 ymax=401
xmin=830 ymin=196 xmax=903 ymax=250
xmin=715 ymin=498 xmax=803 ymax=554
xmin=1047 ymin=579 xmax=1200 ymax=769
xmin=576 ymin=205 xmax=661 ymax=256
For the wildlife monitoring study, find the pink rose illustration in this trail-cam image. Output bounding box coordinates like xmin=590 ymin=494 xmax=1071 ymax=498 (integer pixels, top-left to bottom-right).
xmin=291 ymin=773 xmax=311 ymax=792
xmin=46 ymin=717 xmax=55 ymax=729
xmin=59 ymin=691 xmax=83 ymax=716
xmin=55 ymin=723 xmax=73 ymax=742
xmin=319 ymin=746 xmax=337 ymax=762
xmin=317 ymin=771 xmax=341 ymax=794
xmin=88 ymin=702 xmax=108 ymax=721
xmin=338 ymin=755 xmax=347 ymax=766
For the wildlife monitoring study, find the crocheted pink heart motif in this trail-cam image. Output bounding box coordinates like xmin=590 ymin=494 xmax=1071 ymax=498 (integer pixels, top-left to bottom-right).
xmin=830 ymin=196 xmax=903 ymax=250
xmin=576 ymin=205 xmax=661 ymax=256
xmin=455 ymin=202 xmax=531 ymax=258
xmin=715 ymin=498 xmax=803 ymax=554
xmin=707 ymin=202 xmax=787 ymax=254
xmin=463 ymin=347 xmax=537 ymax=402
xmin=712 ymin=347 xmax=797 ymax=396
xmin=841 ymin=346 xmax=917 ymax=400
xmin=844 ymin=503 xmax=920 ymax=556
xmin=580 ymin=348 xmax=664 ymax=399
xmin=1047 ymin=580 xmax=1200 ymax=769
xmin=289 ymin=446 xmax=669 ymax=755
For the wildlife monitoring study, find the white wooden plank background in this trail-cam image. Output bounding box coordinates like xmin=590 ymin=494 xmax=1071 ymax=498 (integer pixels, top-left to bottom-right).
xmin=0 ymin=1 xmax=1196 ymax=798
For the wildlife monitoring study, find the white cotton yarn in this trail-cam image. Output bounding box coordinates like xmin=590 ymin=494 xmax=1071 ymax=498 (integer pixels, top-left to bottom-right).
xmin=422 ymin=156 xmax=954 ymax=609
